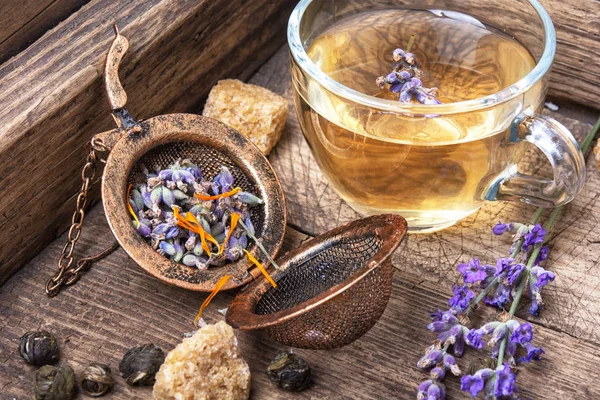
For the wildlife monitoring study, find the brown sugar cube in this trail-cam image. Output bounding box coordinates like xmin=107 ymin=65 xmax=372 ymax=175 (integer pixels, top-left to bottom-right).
xmin=153 ymin=321 xmax=250 ymax=400
xmin=202 ymin=79 xmax=287 ymax=155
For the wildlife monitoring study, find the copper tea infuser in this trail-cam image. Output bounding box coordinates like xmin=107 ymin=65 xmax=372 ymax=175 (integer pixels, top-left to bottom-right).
xmin=45 ymin=26 xmax=408 ymax=350
xmin=45 ymin=26 xmax=286 ymax=296
xmin=227 ymin=214 xmax=407 ymax=349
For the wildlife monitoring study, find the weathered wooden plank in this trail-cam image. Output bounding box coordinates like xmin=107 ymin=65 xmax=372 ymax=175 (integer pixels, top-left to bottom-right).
xmin=540 ymin=0 xmax=600 ymax=107
xmin=251 ymin=46 xmax=600 ymax=344
xmin=0 ymin=0 xmax=89 ymax=63
xmin=0 ymin=0 xmax=296 ymax=284
xmin=0 ymin=206 xmax=599 ymax=399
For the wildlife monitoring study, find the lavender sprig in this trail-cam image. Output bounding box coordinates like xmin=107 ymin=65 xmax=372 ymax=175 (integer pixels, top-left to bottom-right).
xmin=376 ymin=36 xmax=441 ymax=105
xmin=416 ymin=115 xmax=600 ymax=399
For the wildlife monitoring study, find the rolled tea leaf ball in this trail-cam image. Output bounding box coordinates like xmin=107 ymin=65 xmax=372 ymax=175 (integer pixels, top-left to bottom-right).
xmin=80 ymin=363 xmax=114 ymax=397
xmin=119 ymin=343 xmax=165 ymax=386
xmin=33 ymin=364 xmax=76 ymax=400
xmin=19 ymin=331 xmax=59 ymax=366
xmin=267 ymin=350 xmax=311 ymax=392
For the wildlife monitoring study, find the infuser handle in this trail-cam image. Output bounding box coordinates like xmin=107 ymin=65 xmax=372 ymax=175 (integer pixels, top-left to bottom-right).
xmin=105 ymin=24 xmax=137 ymax=130
xmin=105 ymin=24 xmax=129 ymax=110
xmin=485 ymin=112 xmax=586 ymax=207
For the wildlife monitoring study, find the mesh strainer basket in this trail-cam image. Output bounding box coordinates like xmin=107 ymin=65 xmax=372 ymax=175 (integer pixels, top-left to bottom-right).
xmin=226 ymin=214 xmax=407 ymax=349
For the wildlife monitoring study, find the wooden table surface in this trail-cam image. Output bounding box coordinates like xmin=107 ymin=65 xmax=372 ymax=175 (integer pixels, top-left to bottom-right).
xmin=1 ymin=45 xmax=599 ymax=399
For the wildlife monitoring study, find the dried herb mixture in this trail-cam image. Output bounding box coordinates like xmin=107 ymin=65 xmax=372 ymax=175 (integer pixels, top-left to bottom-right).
xmin=128 ymin=160 xmax=263 ymax=270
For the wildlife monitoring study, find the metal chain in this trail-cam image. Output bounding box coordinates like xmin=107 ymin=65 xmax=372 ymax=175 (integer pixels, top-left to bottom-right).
xmin=45 ymin=140 xmax=119 ymax=297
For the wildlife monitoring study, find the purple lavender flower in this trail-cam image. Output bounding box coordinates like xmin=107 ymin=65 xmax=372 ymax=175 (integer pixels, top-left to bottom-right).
xmin=460 ymin=368 xmax=493 ymax=397
xmin=506 ymin=263 xmax=526 ymax=285
xmin=135 ymin=220 xmax=151 ymax=237
xmin=523 ymin=224 xmax=546 ymax=251
xmin=493 ymin=221 xmax=514 ymax=235
xmin=417 ymin=379 xmax=446 ymax=400
xmin=214 ymin=166 xmax=234 ymax=193
xmin=159 ymin=166 xmax=196 ymax=184
xmin=165 ymin=226 xmax=179 ymax=239
xmin=449 ymin=284 xmax=474 ymax=312
xmin=377 ymin=47 xmax=440 ymax=105
xmin=153 ymin=223 xmax=170 ymax=237
xmin=465 ymin=322 xmax=499 ymax=349
xmin=457 ymin=259 xmax=489 ymax=284
xmin=461 ymin=364 xmax=518 ymax=399
xmin=528 ymin=266 xmax=556 ymax=315
xmin=519 ymin=342 xmax=545 ymax=362
xmin=466 ymin=329 xmax=485 ymax=349
xmin=488 ymin=324 xmax=508 ymax=347
xmin=494 ymin=363 xmax=518 ymax=398
xmin=417 ymin=349 xmax=443 ymax=369
xmin=509 ymin=322 xmax=533 ymax=345
xmin=531 ymin=266 xmax=556 ymax=288
xmin=494 ymin=258 xmax=514 ymax=277
xmin=427 ymin=311 xmax=458 ymax=333
xmin=485 ymin=283 xmax=512 ymax=308
xmin=427 ymin=311 xmax=469 ymax=356
xmin=442 ymin=353 xmax=461 ymax=376
xmin=182 ymin=160 xmax=203 ymax=180
xmin=536 ymin=246 xmax=549 ymax=264
xmin=392 ymin=48 xmax=405 ymax=61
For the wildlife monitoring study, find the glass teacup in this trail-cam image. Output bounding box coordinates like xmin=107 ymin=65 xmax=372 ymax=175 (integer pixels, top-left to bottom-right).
xmin=288 ymin=0 xmax=586 ymax=232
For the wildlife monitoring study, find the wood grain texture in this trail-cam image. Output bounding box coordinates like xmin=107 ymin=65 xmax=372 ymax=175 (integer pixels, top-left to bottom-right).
xmin=540 ymin=0 xmax=600 ymax=107
xmin=0 ymin=0 xmax=89 ymax=63
xmin=257 ymin=47 xmax=600 ymax=344
xmin=1 ymin=43 xmax=600 ymax=399
xmin=1 ymin=206 xmax=599 ymax=399
xmin=0 ymin=0 xmax=296 ymax=284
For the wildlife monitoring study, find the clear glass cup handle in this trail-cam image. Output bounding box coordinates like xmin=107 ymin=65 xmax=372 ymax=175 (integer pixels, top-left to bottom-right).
xmin=486 ymin=112 xmax=586 ymax=207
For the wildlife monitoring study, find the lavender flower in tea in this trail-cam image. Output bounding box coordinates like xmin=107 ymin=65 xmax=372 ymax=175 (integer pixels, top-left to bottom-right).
xmin=375 ymin=37 xmax=441 ymax=105
xmin=127 ymin=160 xmax=263 ymax=271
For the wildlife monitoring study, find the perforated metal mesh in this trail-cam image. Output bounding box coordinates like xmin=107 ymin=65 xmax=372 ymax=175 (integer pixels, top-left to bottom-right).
xmin=127 ymin=142 xmax=264 ymax=236
xmin=254 ymin=235 xmax=393 ymax=349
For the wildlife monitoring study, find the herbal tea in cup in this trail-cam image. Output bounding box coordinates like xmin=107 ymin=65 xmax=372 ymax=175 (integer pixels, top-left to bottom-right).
xmin=288 ymin=0 xmax=585 ymax=232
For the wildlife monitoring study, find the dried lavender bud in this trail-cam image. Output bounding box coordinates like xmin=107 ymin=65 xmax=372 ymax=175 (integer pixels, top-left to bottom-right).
xmin=267 ymin=350 xmax=311 ymax=392
xmin=193 ymin=242 xmax=205 ymax=256
xmin=237 ymin=192 xmax=263 ymax=205
xmin=173 ymin=242 xmax=184 ymax=262
xmin=130 ymin=160 xmax=263 ymax=270
xmin=159 ymin=187 xmax=173 ymax=207
xmin=160 ymin=241 xmax=176 ymax=256
xmin=151 ymin=186 xmax=163 ymax=204
xmin=119 ymin=343 xmax=165 ymax=386
xmin=211 ymin=222 xmax=225 ymax=237
xmin=80 ymin=363 xmax=114 ymax=397
xmin=33 ymin=364 xmax=75 ymax=400
xmin=130 ymin=189 xmax=143 ymax=213
xmin=182 ymin=254 xmax=198 ymax=267
xmin=19 ymin=331 xmax=59 ymax=366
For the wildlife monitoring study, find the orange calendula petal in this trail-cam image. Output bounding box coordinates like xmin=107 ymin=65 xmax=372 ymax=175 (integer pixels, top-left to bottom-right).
xmin=194 ymin=187 xmax=242 ymax=201
xmin=185 ymin=213 xmax=219 ymax=253
xmin=194 ymin=275 xmax=232 ymax=326
xmin=219 ymin=213 xmax=240 ymax=254
xmin=244 ymin=249 xmax=277 ymax=288
xmin=127 ymin=184 xmax=139 ymax=224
